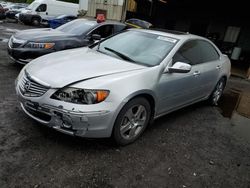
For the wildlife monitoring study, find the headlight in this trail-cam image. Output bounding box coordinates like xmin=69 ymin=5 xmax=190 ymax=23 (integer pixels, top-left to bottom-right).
xmin=51 ymin=88 xmax=110 ymax=104
xmin=25 ymin=42 xmax=55 ymax=49
xmin=8 ymin=36 xmax=13 ymax=46
xmin=9 ymin=36 xmax=27 ymax=45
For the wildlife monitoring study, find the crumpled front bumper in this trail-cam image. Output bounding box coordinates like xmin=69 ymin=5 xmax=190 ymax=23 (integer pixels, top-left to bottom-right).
xmin=17 ymin=88 xmax=117 ymax=138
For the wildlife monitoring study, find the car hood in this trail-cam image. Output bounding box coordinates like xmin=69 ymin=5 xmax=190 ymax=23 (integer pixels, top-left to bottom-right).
xmin=14 ymin=28 xmax=75 ymax=41
xmin=25 ymin=48 xmax=145 ymax=88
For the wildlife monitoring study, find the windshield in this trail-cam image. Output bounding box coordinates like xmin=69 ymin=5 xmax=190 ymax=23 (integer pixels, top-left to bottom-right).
xmin=56 ymin=19 xmax=97 ymax=35
xmin=97 ymin=31 xmax=177 ymax=66
xmin=27 ymin=2 xmax=39 ymax=10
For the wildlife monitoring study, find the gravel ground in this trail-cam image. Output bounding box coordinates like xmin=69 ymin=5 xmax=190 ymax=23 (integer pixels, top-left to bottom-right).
xmin=0 ymin=22 xmax=250 ymax=188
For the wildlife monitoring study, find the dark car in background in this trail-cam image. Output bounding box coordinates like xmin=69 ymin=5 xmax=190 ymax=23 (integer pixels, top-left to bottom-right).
xmin=125 ymin=18 xmax=153 ymax=29
xmin=7 ymin=19 xmax=127 ymax=64
xmin=0 ymin=4 xmax=6 ymax=19
xmin=5 ymin=4 xmax=27 ymax=19
xmin=42 ymin=15 xmax=77 ymax=29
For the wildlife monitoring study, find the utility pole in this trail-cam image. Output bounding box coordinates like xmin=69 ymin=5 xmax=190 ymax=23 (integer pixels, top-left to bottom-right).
xmin=121 ymin=0 xmax=128 ymax=22
xmin=78 ymin=0 xmax=88 ymax=17
xmin=149 ymin=0 xmax=153 ymax=16
xmin=79 ymin=0 xmax=88 ymax=11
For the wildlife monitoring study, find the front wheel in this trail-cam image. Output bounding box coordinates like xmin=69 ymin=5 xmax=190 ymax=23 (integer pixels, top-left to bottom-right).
xmin=31 ymin=17 xmax=40 ymax=26
xmin=209 ymin=78 xmax=226 ymax=105
xmin=113 ymin=97 xmax=151 ymax=146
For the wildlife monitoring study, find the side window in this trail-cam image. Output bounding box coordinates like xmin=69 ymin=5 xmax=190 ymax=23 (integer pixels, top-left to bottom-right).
xmin=114 ymin=25 xmax=126 ymax=33
xmin=173 ymin=40 xmax=201 ymax=65
xmin=36 ymin=4 xmax=47 ymax=12
xmin=91 ymin=25 xmax=114 ymax=38
xmin=173 ymin=40 xmax=220 ymax=65
xmin=198 ymin=40 xmax=220 ymax=62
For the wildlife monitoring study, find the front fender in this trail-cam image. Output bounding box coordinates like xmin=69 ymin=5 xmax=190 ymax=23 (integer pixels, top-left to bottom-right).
xmin=55 ymin=39 xmax=85 ymax=50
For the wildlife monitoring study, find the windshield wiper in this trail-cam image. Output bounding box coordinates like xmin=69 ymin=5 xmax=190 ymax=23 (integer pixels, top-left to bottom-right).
xmin=104 ymin=47 xmax=136 ymax=63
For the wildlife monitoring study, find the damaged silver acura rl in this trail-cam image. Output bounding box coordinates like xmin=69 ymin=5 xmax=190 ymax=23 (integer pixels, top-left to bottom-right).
xmin=16 ymin=29 xmax=231 ymax=145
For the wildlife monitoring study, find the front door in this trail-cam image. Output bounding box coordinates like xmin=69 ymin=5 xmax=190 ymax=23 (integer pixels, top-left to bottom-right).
xmin=157 ymin=63 xmax=204 ymax=115
xmin=36 ymin=4 xmax=49 ymax=19
xmin=156 ymin=39 xmax=210 ymax=115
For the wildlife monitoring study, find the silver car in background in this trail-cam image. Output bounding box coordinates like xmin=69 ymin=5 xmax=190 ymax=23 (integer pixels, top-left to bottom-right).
xmin=16 ymin=29 xmax=231 ymax=145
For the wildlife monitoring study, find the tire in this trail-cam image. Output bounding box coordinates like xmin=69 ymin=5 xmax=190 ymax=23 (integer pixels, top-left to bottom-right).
xmin=208 ymin=77 xmax=226 ymax=106
xmin=113 ymin=97 xmax=151 ymax=146
xmin=31 ymin=17 xmax=40 ymax=26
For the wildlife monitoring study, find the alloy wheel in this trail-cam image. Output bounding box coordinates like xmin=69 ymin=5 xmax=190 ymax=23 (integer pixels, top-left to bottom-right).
xmin=212 ymin=80 xmax=224 ymax=105
xmin=120 ymin=105 xmax=147 ymax=140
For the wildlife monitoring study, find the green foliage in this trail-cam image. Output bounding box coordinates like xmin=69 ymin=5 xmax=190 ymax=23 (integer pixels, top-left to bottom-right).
xmin=7 ymin=0 xmax=28 ymax=3
xmin=26 ymin=0 xmax=34 ymax=4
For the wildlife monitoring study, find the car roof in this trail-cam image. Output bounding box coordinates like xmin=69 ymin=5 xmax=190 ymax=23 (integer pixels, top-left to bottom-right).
xmin=77 ymin=18 xmax=126 ymax=26
xmin=150 ymin=28 xmax=188 ymax=35
xmin=99 ymin=20 xmax=126 ymax=26
xmin=129 ymin=28 xmax=206 ymax=41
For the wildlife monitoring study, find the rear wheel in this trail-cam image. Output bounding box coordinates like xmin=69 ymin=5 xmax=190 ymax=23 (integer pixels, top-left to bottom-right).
xmin=209 ymin=78 xmax=226 ymax=105
xmin=113 ymin=97 xmax=151 ymax=146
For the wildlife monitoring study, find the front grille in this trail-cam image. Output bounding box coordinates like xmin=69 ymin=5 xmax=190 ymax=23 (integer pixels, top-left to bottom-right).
xmin=19 ymin=73 xmax=49 ymax=97
xmin=25 ymin=106 xmax=51 ymax=122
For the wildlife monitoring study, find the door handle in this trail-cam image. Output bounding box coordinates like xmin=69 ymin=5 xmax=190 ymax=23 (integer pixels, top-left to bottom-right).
xmin=193 ymin=71 xmax=201 ymax=76
xmin=216 ymin=65 xmax=222 ymax=69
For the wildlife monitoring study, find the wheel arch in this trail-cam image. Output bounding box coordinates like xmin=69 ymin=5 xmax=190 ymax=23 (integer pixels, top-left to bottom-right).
xmin=31 ymin=15 xmax=42 ymax=25
xmin=111 ymin=91 xmax=157 ymax=144
xmin=220 ymin=75 xmax=228 ymax=86
xmin=221 ymin=75 xmax=227 ymax=81
xmin=130 ymin=93 xmax=156 ymax=123
xmin=113 ymin=90 xmax=157 ymax=127
xmin=32 ymin=15 xmax=41 ymax=20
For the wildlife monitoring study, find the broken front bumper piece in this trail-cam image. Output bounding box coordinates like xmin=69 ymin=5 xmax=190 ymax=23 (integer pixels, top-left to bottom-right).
xmin=20 ymin=101 xmax=111 ymax=137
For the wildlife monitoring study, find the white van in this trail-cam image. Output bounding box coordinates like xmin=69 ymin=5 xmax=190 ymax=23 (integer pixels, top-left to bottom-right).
xmin=17 ymin=0 xmax=79 ymax=25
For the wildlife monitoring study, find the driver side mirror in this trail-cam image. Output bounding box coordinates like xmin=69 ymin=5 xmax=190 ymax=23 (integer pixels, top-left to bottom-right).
xmin=166 ymin=62 xmax=191 ymax=73
xmin=91 ymin=34 xmax=101 ymax=41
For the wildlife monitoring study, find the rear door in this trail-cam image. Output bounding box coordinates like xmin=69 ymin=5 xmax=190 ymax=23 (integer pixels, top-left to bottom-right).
xmin=194 ymin=40 xmax=222 ymax=96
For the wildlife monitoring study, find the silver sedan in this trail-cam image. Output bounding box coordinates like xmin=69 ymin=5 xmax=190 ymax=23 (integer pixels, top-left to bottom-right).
xmin=16 ymin=29 xmax=231 ymax=145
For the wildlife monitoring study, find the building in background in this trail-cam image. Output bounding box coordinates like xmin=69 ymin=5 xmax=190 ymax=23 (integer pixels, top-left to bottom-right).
xmin=81 ymin=0 xmax=250 ymax=78
xmin=124 ymin=0 xmax=250 ymax=78
xmin=80 ymin=0 xmax=124 ymax=21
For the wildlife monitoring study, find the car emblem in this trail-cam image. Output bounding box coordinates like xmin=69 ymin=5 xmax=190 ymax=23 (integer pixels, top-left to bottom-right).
xmin=24 ymin=81 xmax=31 ymax=92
